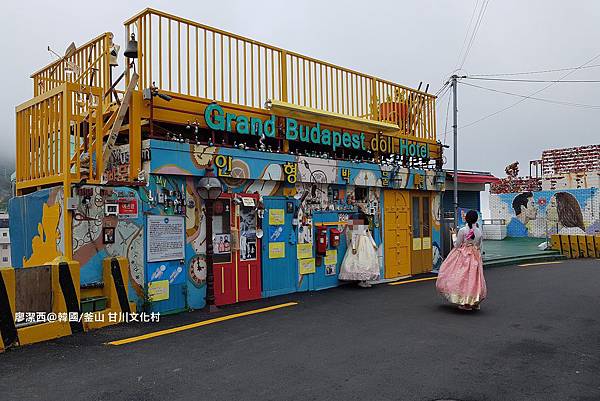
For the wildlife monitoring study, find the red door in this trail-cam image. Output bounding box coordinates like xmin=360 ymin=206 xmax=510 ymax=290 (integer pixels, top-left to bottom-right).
xmin=213 ymin=194 xmax=236 ymax=306
xmin=213 ymin=193 xmax=262 ymax=306
xmin=236 ymin=193 xmax=262 ymax=302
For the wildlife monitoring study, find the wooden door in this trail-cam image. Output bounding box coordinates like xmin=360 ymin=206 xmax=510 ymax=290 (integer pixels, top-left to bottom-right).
xmin=384 ymin=190 xmax=411 ymax=278
xmin=410 ymin=194 xmax=433 ymax=275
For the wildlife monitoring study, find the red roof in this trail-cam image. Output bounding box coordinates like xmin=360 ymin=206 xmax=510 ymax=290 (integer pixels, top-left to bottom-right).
xmin=446 ymin=171 xmax=500 ymax=184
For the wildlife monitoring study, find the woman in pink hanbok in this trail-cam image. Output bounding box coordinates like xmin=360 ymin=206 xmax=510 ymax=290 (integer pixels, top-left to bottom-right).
xmin=436 ymin=210 xmax=487 ymax=310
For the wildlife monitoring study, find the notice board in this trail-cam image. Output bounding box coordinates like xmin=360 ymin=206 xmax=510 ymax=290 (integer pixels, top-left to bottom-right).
xmin=147 ymin=215 xmax=185 ymax=262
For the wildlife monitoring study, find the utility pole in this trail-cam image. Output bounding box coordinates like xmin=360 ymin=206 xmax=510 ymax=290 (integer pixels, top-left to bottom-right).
xmin=451 ymin=75 xmax=459 ymax=229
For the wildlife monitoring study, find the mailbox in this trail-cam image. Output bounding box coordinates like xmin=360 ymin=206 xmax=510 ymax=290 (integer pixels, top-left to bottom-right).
xmin=316 ymin=226 xmax=328 ymax=255
xmin=330 ymin=228 xmax=341 ymax=248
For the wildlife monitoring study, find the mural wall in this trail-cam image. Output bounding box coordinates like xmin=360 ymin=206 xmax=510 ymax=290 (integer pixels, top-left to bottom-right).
xmin=490 ymin=188 xmax=599 ymax=238
xmin=9 ymin=139 xmax=444 ymax=313
xmin=9 ymin=187 xmax=65 ymax=268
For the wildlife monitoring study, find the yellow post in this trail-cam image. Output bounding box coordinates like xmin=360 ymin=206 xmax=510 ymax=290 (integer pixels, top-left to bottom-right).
xmin=577 ymin=235 xmax=589 ymax=258
xmin=569 ymin=235 xmax=580 ymax=259
xmin=370 ymin=79 xmax=379 ymax=120
xmin=280 ymin=50 xmax=288 ymax=102
xmin=559 ymin=235 xmax=571 ymax=258
xmin=129 ymin=90 xmax=142 ymax=181
xmin=62 ymin=85 xmax=73 ymax=260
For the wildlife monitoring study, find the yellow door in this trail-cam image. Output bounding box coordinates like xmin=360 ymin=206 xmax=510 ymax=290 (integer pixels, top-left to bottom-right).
xmin=384 ymin=190 xmax=411 ymax=278
xmin=410 ymin=194 xmax=433 ymax=275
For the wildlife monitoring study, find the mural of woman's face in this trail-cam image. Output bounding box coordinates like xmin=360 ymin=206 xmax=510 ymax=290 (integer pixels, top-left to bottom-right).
xmin=547 ymin=195 xmax=558 ymax=223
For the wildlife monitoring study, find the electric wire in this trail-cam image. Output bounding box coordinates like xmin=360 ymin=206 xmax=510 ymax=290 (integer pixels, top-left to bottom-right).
xmin=458 ymin=0 xmax=490 ymax=70
xmin=443 ymin=90 xmax=452 ymax=145
xmin=465 ymin=76 xmax=600 ymax=83
xmin=468 ymin=63 xmax=600 ymax=77
xmin=441 ymin=52 xmax=600 ymax=134
xmin=460 ymin=81 xmax=600 ymax=109
xmin=455 ymin=0 xmax=480 ymax=70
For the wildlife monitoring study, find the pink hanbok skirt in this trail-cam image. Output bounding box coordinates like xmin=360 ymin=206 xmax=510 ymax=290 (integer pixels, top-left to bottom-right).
xmin=436 ymin=244 xmax=487 ymax=307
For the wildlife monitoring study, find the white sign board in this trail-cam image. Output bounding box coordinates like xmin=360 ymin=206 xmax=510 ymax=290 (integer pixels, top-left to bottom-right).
xmin=147 ymin=215 xmax=185 ymax=262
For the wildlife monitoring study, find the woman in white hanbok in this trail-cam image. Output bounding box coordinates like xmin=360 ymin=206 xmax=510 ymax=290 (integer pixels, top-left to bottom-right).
xmin=338 ymin=222 xmax=380 ymax=287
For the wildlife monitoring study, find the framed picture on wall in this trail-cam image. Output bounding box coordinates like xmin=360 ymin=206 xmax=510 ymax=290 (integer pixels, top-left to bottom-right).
xmin=103 ymin=227 xmax=115 ymax=244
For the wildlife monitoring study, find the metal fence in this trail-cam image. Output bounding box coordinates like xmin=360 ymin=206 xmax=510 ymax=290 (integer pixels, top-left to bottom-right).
xmin=124 ymin=8 xmax=436 ymax=141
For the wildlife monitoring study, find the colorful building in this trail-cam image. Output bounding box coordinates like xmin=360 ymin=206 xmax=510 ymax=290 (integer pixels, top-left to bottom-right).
xmin=10 ymin=9 xmax=445 ymax=314
xmin=490 ymin=145 xmax=600 ymax=238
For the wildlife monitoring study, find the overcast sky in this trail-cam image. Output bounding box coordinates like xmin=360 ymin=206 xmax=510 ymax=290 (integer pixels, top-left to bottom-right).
xmin=2 ymin=0 xmax=599 ymax=178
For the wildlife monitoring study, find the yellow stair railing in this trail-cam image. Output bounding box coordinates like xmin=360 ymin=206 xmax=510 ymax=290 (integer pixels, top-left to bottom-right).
xmin=124 ymin=8 xmax=436 ymax=142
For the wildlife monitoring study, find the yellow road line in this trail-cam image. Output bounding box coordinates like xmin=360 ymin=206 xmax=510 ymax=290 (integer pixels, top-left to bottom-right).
xmin=518 ymin=261 xmax=563 ymax=267
xmin=389 ymin=276 xmax=437 ymax=286
xmin=107 ymin=302 xmax=298 ymax=346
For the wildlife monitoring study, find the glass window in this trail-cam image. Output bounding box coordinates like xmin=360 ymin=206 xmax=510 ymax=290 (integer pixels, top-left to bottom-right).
xmin=212 ymin=200 xmax=232 ymax=264
xmin=412 ymin=196 xmax=421 ymax=238
xmin=2 ymin=257 xmax=7 ymax=262
xmin=2 ymin=244 xmax=7 ymax=249
xmin=239 ymin=206 xmax=257 ymax=261
xmin=422 ymin=197 xmax=430 ymax=237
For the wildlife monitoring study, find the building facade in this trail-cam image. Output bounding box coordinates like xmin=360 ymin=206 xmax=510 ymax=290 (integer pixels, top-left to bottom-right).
xmin=10 ymin=9 xmax=445 ymax=313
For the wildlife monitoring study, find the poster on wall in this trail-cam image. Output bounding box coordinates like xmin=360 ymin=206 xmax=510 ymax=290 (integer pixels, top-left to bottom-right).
xmin=213 ymin=234 xmax=232 ymax=254
xmin=240 ymin=206 xmax=257 ymax=261
xmin=269 ymin=242 xmax=285 ymax=259
xmin=240 ymin=239 xmax=257 ymax=260
xmin=324 ymin=249 xmax=337 ymax=265
xmin=118 ymin=198 xmax=138 ymax=219
xmin=297 ymin=243 xmax=313 ymax=259
xmin=299 ymin=258 xmax=316 ymax=274
xmin=325 ymin=264 xmax=336 ymax=276
xmin=148 ymin=280 xmax=169 ymax=301
xmin=269 ymin=209 xmax=285 ymax=225
xmin=422 ymin=237 xmax=431 ymax=250
xmin=147 ymin=215 xmax=185 ymax=262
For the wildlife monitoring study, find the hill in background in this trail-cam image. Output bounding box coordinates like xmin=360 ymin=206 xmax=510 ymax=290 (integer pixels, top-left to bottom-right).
xmin=0 ymin=158 xmax=15 ymax=211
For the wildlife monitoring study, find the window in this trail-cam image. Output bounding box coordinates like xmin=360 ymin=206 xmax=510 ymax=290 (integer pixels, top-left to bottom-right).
xmin=2 ymin=257 xmax=7 ymax=262
xmin=212 ymin=200 xmax=232 ymax=264
xmin=2 ymin=233 xmax=6 ymax=237
xmin=1 ymin=244 xmax=7 ymax=249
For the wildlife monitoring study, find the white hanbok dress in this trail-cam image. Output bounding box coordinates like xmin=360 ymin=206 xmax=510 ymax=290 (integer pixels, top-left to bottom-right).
xmin=338 ymin=225 xmax=380 ymax=281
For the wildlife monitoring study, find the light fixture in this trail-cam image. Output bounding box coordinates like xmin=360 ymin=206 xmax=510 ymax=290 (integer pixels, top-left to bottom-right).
xmin=197 ymin=169 xmax=223 ymax=201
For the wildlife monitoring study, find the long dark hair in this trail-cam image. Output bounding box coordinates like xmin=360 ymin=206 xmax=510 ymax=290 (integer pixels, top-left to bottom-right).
xmin=465 ymin=210 xmax=479 ymax=229
xmin=555 ymin=192 xmax=585 ymax=230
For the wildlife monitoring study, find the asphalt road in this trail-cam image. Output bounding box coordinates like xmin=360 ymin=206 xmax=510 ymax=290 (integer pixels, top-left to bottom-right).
xmin=1 ymin=259 xmax=599 ymax=401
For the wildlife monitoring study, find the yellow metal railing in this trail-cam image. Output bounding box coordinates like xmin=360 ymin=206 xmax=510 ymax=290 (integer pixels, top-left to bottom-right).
xmin=31 ymin=33 xmax=114 ymax=98
xmin=16 ymin=83 xmax=104 ymax=192
xmin=125 ymin=8 xmax=436 ymax=141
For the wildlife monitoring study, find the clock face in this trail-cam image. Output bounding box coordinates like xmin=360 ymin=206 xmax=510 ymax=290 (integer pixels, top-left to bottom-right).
xmin=188 ymin=255 xmax=207 ymax=288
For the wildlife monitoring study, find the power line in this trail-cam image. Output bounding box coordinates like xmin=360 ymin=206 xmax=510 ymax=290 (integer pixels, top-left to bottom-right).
xmin=441 ymin=52 xmax=600 ymax=134
xmin=460 ymin=81 xmax=600 ymax=109
xmin=468 ymin=63 xmax=600 ymax=77
xmin=455 ymin=0 xmax=480 ymax=70
xmin=435 ymin=80 xmax=450 ymax=97
xmin=465 ymin=76 xmax=600 ymax=83
xmin=458 ymin=0 xmax=490 ymax=70
xmin=443 ymin=90 xmax=452 ymax=145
